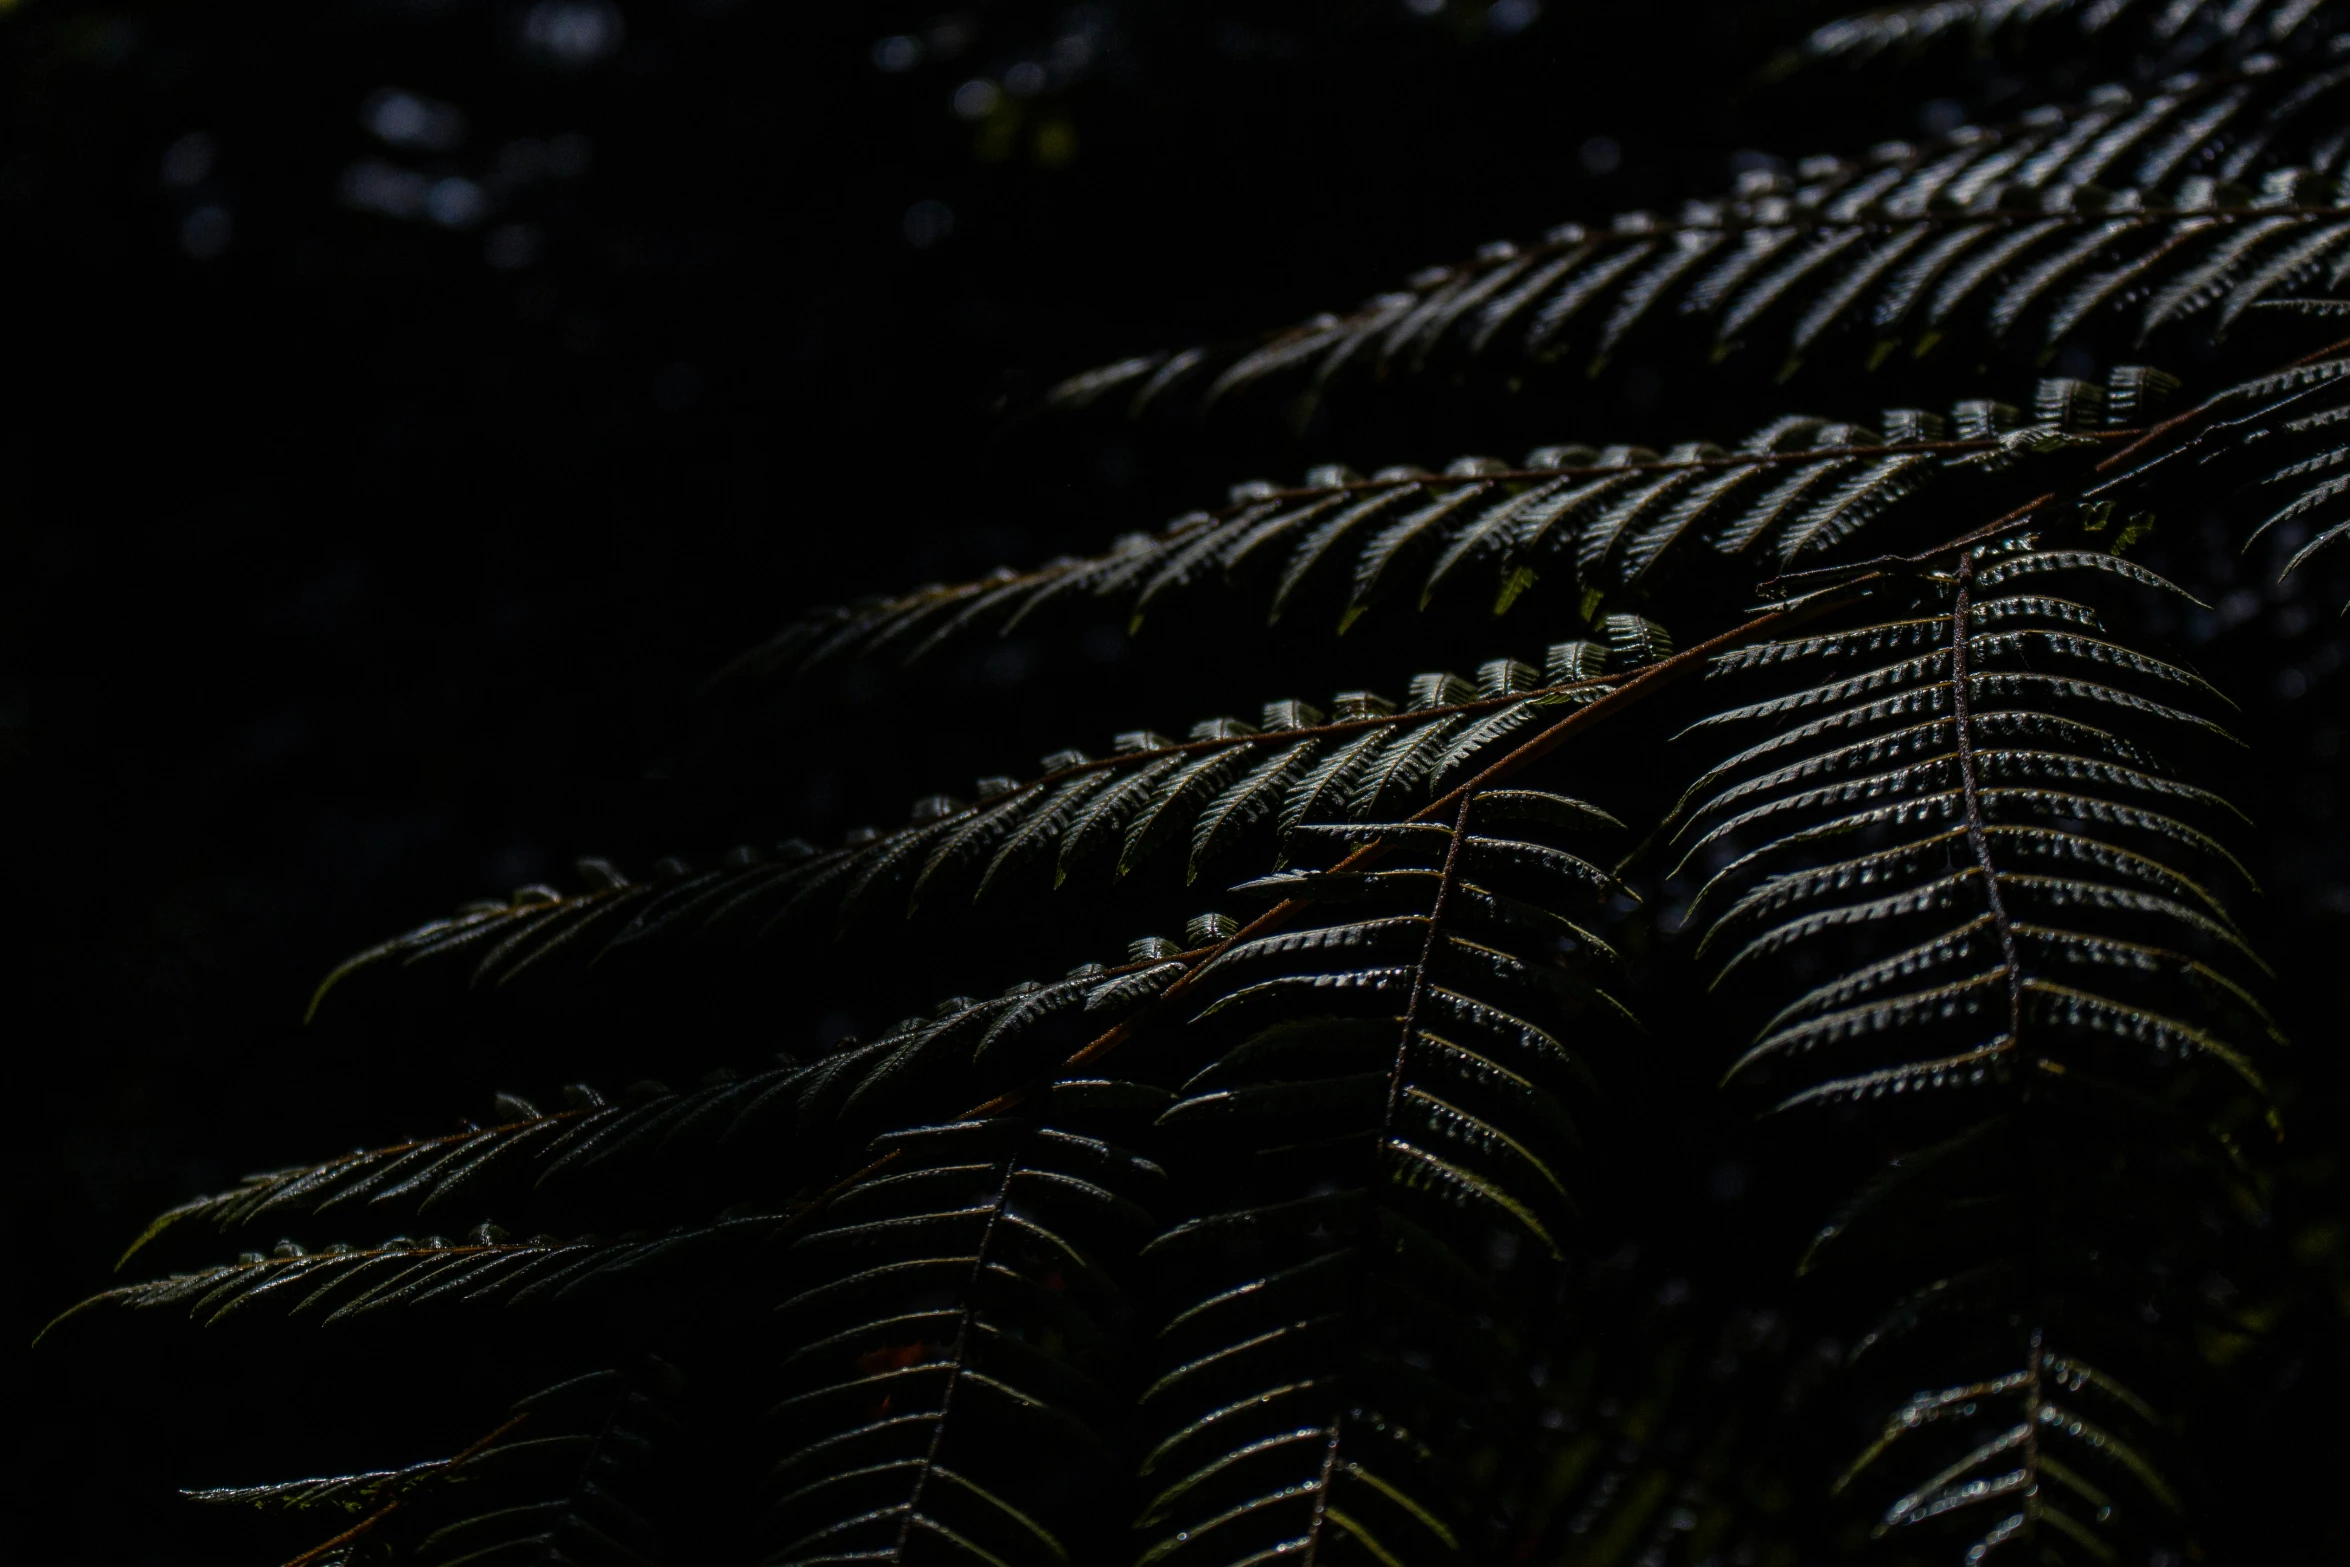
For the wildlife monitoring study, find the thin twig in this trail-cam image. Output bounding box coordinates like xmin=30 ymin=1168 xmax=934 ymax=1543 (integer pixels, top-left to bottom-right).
xmin=2093 ymin=332 xmax=2350 ymax=476
xmin=278 ymin=1413 xmax=532 ymax=1567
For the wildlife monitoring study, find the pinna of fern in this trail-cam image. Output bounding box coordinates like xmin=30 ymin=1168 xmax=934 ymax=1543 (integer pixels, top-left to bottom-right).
xmin=1664 ymin=537 xmax=2278 ymax=1564
xmin=779 ymin=374 xmax=2148 ymax=689
xmin=302 ymin=638 xmax=1638 ymax=1006
xmin=1051 ymin=45 xmax=2350 ymax=442
xmin=1113 ymin=786 xmax=1633 ymax=1567
xmin=1770 ymin=0 xmax=2350 ymax=101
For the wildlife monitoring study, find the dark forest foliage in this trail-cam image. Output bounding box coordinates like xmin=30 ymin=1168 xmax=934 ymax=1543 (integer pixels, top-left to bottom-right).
xmin=15 ymin=2 xmax=2350 ymax=1564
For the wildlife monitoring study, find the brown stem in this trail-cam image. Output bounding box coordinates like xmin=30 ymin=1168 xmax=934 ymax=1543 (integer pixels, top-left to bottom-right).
xmin=2093 ymin=331 xmax=2350 ymax=477
xmin=278 ymin=1413 xmax=533 ymax=1567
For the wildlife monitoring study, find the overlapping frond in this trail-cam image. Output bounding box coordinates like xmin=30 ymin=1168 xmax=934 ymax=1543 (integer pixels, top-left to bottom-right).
xmin=72 ymin=932 xmax=1244 ymax=1377
xmin=1670 ymin=539 xmax=2275 ymax=1562
xmin=1124 ymin=785 xmax=1629 ymax=1564
xmin=193 ymin=1361 xmax=680 ymax=1567
xmin=1052 ymin=56 xmax=2350 ymax=435
xmin=779 ymin=382 xmax=2123 ymax=685
xmin=88 ymin=792 xmax=1661 ymax=1563
xmin=762 ymin=1092 xmax=1163 ymax=1565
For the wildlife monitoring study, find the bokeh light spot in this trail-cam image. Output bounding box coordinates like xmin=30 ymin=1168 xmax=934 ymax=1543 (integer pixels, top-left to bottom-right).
xmin=180 ymin=204 xmax=231 ymax=260
xmin=903 ymin=199 xmax=954 ymax=248
xmin=159 ymin=132 xmax=215 ymax=188
xmin=951 ymin=79 xmax=1000 ymax=120
xmin=523 ymin=0 xmax=625 ymax=67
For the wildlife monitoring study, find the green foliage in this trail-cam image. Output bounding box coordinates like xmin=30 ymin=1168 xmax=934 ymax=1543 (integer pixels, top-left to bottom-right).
xmin=775 ymin=394 xmax=2120 ymax=676
xmin=50 ymin=6 xmax=2350 ymax=1564
xmin=1053 ymin=46 xmax=2350 ymax=441
xmin=765 ymin=1108 xmax=1161 ymax=1565
xmin=1672 ymin=546 xmax=2274 ymax=1561
xmin=307 ymin=659 xmax=1617 ymax=1001
xmin=1778 ymin=0 xmax=2345 ymax=87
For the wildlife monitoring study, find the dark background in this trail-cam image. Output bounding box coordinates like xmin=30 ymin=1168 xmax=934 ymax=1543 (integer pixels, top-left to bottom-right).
xmin=12 ymin=2 xmax=2342 ymax=1561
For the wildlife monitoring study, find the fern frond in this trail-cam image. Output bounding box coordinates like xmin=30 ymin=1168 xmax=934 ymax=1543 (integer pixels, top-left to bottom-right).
xmin=1833 ymin=1333 xmax=2180 ymax=1556
xmin=1778 ymin=0 xmax=2342 ymax=93
xmin=1050 ymin=56 xmax=2350 ymax=443
xmin=97 ymin=931 xmax=1244 ymax=1359
xmin=1126 ymin=782 xmax=1629 ymax=1563
xmin=61 ymin=11 xmax=2350 ymax=1563
xmin=54 ymin=1225 xmax=761 ymax=1332
xmin=307 ymin=659 xmax=1632 ymax=1008
xmin=784 ymin=386 xmax=2119 ymax=685
xmin=115 ymin=1067 xmax=839 ymax=1267
xmin=763 ymin=1095 xmax=1163 ymax=1565
xmin=1675 ymin=539 xmax=2275 ymax=1562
